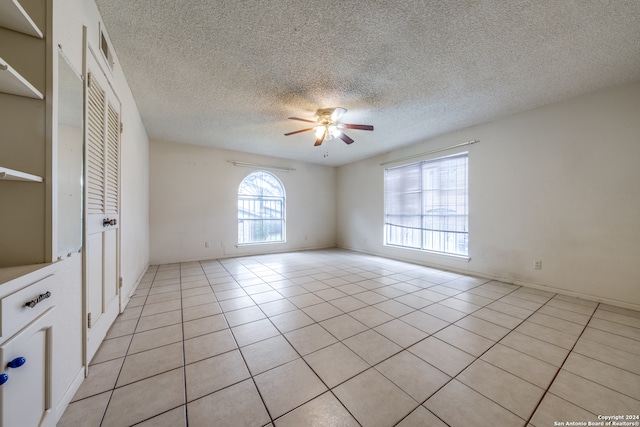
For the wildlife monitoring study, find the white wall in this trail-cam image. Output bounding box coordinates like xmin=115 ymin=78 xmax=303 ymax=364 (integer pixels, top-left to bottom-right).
xmin=55 ymin=0 xmax=150 ymax=297
xmin=337 ymin=81 xmax=640 ymax=309
xmin=149 ymin=140 xmax=336 ymax=264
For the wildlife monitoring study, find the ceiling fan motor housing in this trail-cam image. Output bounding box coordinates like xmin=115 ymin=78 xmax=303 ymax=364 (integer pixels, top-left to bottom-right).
xmin=284 ymin=107 xmax=371 ymax=147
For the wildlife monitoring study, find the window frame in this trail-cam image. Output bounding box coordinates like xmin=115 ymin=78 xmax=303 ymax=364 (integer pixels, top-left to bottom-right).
xmin=384 ymin=152 xmax=469 ymax=257
xmin=237 ymin=170 xmax=286 ymax=245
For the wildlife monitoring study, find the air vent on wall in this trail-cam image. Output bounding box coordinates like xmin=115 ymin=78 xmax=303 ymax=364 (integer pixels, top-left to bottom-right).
xmin=100 ymin=30 xmax=114 ymax=70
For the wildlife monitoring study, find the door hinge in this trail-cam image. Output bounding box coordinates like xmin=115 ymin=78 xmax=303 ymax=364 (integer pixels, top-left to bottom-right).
xmin=119 ymin=277 xmax=123 ymax=289
xmin=87 ymin=72 xmax=92 ymax=87
xmin=87 ymin=312 xmax=92 ymax=329
xmin=120 ymin=122 xmax=124 ymax=134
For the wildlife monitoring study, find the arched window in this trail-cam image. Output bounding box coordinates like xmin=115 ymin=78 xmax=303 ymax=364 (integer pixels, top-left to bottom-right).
xmin=238 ymin=171 xmax=285 ymax=244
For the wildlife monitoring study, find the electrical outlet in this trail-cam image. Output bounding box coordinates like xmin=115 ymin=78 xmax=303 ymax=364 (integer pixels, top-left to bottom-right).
xmin=534 ymin=260 xmax=542 ymax=270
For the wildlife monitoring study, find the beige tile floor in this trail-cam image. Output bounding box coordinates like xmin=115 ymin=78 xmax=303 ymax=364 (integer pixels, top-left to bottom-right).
xmin=58 ymin=249 xmax=640 ymax=427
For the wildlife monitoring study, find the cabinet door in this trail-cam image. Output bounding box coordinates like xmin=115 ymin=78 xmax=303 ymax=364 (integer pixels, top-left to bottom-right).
xmin=0 ymin=308 xmax=54 ymax=427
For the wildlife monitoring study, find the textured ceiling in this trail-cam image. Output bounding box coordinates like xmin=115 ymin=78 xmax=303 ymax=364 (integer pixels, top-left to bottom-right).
xmin=95 ymin=0 xmax=640 ymax=166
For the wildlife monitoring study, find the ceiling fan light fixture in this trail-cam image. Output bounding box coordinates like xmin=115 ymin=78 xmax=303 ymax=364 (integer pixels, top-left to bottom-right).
xmin=331 ymin=107 xmax=347 ymax=122
xmin=328 ymin=125 xmax=341 ymax=138
xmin=285 ymin=107 xmax=373 ymax=147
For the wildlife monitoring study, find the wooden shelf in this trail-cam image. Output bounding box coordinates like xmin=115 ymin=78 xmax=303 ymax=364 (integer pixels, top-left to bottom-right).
xmin=0 ymin=0 xmax=43 ymax=38
xmin=0 ymin=56 xmax=43 ymax=99
xmin=0 ymin=166 xmax=43 ymax=182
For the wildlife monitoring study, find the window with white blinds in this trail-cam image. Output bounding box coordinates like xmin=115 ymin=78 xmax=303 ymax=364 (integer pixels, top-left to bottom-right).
xmin=384 ymin=152 xmax=468 ymax=256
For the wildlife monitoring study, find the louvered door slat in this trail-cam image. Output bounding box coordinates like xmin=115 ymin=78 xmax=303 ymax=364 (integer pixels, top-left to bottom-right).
xmin=105 ymin=103 xmax=119 ymax=215
xmin=86 ymin=74 xmax=106 ymax=215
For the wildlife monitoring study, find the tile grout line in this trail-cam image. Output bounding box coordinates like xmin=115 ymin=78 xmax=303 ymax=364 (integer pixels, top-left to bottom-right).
xmin=97 ymin=265 xmax=158 ymax=427
xmin=180 ymin=263 xmax=190 ymax=426
xmin=218 ymin=260 xmax=279 ymax=426
xmin=237 ymin=266 xmax=487 ymax=425
xmin=111 ymin=264 xmax=218 ymax=426
xmin=210 ymin=257 xmax=636 ymax=422
xmin=524 ymin=302 xmax=600 ymax=426
xmin=117 ymin=265 xmax=193 ymax=426
xmin=228 ymin=260 xmax=366 ymax=426
xmin=81 ymin=251 xmax=636 ymax=427
xmin=250 ymin=259 xmax=369 ymax=426
xmin=391 ymin=282 xmax=533 ymax=426
xmin=157 ymin=259 xmax=422 ymax=424
xmin=202 ymin=270 xmax=527 ymax=420
xmin=221 ymin=266 xmax=514 ymax=425
xmin=393 ymin=283 xmax=604 ymax=425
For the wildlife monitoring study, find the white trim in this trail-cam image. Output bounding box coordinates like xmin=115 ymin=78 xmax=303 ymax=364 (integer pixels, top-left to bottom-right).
xmin=383 ymin=243 xmax=470 ymax=262
xmin=228 ymin=160 xmax=295 ymax=172
xmin=339 ymin=245 xmax=640 ymax=312
xmin=121 ymin=264 xmax=149 ymax=311
xmin=0 ymin=166 xmax=43 ymax=182
xmin=236 ymin=241 xmax=286 ymax=249
xmin=54 ymin=367 xmax=85 ymax=424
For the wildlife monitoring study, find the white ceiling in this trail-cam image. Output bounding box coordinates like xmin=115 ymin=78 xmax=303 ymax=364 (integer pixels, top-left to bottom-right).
xmin=95 ymin=0 xmax=640 ymax=166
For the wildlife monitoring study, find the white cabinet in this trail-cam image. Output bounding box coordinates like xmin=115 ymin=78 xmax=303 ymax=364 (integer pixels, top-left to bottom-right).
xmin=0 ymin=0 xmax=48 ymax=268
xmin=0 ymin=255 xmax=83 ymax=427
xmin=0 ymin=308 xmax=54 ymax=427
xmin=0 ymin=268 xmax=56 ymax=427
xmin=0 ymin=1 xmax=84 ymax=425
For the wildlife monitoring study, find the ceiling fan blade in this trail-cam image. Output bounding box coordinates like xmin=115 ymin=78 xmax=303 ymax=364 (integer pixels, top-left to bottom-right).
xmin=338 ymin=132 xmax=354 ymax=145
xmin=342 ymin=124 xmax=374 ymax=131
xmin=284 ymin=127 xmax=314 ymax=136
xmin=288 ymin=117 xmax=317 ymax=124
xmin=331 ymin=107 xmax=347 ymax=121
xmin=314 ymin=128 xmax=326 ymax=146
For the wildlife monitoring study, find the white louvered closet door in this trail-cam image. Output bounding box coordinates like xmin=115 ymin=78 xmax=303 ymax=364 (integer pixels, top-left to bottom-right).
xmin=84 ymin=50 xmax=121 ymax=364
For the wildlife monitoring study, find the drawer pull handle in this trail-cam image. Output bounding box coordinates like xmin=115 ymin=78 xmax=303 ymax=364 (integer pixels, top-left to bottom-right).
xmin=25 ymin=291 xmax=51 ymax=308
xmin=7 ymin=357 xmax=26 ymax=369
xmin=0 ymin=374 xmax=7 ymax=386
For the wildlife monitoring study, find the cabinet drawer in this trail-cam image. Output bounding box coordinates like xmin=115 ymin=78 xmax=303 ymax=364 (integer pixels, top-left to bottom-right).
xmin=1 ymin=308 xmax=54 ymax=427
xmin=1 ymin=274 xmax=55 ymax=338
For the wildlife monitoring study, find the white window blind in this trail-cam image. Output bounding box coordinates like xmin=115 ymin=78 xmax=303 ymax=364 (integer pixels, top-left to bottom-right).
xmin=385 ymin=152 xmax=468 ymax=256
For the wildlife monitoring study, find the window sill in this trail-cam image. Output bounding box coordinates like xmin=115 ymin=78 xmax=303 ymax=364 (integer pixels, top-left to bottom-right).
xmin=383 ymin=244 xmax=470 ymax=262
xmin=236 ymin=241 xmax=286 ymax=248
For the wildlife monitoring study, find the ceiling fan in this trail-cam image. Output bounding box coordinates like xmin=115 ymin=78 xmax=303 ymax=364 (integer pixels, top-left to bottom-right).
xmin=284 ymin=107 xmax=374 ymax=146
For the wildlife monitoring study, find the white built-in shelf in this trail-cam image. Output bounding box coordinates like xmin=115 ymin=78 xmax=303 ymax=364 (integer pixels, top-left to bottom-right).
xmin=0 ymin=56 xmax=43 ymax=99
xmin=0 ymin=0 xmax=43 ymax=38
xmin=0 ymin=166 xmax=43 ymax=182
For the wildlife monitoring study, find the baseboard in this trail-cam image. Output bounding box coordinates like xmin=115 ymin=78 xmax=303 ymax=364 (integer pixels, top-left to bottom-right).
xmin=149 ymin=244 xmax=338 ymax=266
xmin=121 ymin=263 xmax=150 ymax=310
xmin=55 ymin=366 xmax=85 ymax=423
xmin=507 ymin=278 xmax=640 ymax=312
xmin=338 ymin=245 xmax=639 ymax=312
